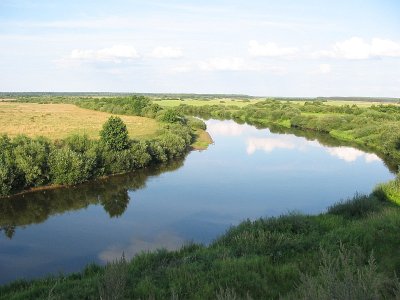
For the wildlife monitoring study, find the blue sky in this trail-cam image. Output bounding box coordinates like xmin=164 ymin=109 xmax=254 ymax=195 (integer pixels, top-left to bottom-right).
xmin=1 ymin=0 xmax=399 ymax=96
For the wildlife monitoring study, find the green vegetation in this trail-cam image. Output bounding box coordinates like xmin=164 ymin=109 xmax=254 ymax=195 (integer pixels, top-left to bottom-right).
xmin=1 ymin=193 xmax=400 ymax=299
xmin=2 ymin=94 xmax=400 ymax=298
xmin=0 ymin=96 xmax=211 ymax=197
xmin=100 ymin=116 xmax=130 ymax=151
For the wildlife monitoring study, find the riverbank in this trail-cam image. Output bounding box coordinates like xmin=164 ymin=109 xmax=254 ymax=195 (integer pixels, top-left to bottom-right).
xmin=190 ymin=129 xmax=213 ymax=150
xmin=0 ymin=130 xmax=213 ymax=199
xmin=1 ymin=191 xmax=399 ymax=299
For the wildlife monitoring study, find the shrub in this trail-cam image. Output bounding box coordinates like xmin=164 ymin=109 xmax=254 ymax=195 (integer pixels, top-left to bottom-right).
xmin=147 ymin=140 xmax=168 ymax=162
xmin=156 ymin=133 xmax=187 ymax=159
xmin=129 ymin=141 xmax=151 ymax=168
xmin=101 ymin=148 xmax=135 ymax=174
xmin=100 ymin=116 xmax=129 ymax=151
xmin=13 ymin=136 xmax=51 ymax=187
xmin=0 ymin=135 xmax=20 ymax=195
xmin=49 ymin=147 xmax=94 ymax=185
xmin=157 ymin=109 xmax=184 ymax=124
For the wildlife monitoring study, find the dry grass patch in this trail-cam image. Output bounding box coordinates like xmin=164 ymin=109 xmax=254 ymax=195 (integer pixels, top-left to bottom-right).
xmin=0 ymin=102 xmax=160 ymax=140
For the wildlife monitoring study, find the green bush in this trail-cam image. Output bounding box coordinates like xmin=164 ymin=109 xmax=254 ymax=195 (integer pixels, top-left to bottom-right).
xmin=49 ymin=147 xmax=94 ymax=185
xmin=156 ymin=133 xmax=187 ymax=159
xmin=13 ymin=136 xmax=51 ymax=187
xmin=0 ymin=135 xmax=20 ymax=195
xmin=157 ymin=109 xmax=185 ymax=124
xmin=100 ymin=116 xmax=129 ymax=151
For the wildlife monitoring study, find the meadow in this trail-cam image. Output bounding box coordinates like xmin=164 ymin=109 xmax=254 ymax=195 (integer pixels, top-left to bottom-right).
xmin=0 ymin=102 xmax=159 ymax=140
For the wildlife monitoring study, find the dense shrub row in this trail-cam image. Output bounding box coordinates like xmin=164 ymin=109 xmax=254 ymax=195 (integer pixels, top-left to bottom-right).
xmin=0 ymin=116 xmax=195 ymax=197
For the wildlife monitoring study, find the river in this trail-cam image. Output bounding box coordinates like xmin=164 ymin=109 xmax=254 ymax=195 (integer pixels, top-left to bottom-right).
xmin=0 ymin=119 xmax=394 ymax=284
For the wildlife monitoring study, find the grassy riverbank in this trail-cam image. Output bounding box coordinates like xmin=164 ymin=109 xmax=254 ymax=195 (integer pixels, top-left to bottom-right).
xmin=1 ymin=192 xmax=400 ymax=299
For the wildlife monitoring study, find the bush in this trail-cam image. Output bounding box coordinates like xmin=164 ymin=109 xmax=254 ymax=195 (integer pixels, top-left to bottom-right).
xmin=187 ymin=117 xmax=207 ymax=130
xmin=129 ymin=141 xmax=151 ymax=168
xmin=49 ymin=147 xmax=94 ymax=185
xmin=0 ymin=135 xmax=20 ymax=195
xmin=157 ymin=109 xmax=185 ymax=124
xmin=13 ymin=136 xmax=51 ymax=187
xmin=156 ymin=133 xmax=187 ymax=159
xmin=100 ymin=116 xmax=129 ymax=151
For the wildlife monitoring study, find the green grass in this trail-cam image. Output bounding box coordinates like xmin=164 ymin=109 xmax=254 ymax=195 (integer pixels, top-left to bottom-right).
xmin=329 ymin=129 xmax=355 ymax=141
xmin=191 ymin=129 xmax=213 ymax=150
xmin=377 ymin=179 xmax=400 ymax=205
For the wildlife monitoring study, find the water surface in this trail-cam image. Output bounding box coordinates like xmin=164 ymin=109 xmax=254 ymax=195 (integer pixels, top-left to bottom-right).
xmin=0 ymin=120 xmax=394 ymax=284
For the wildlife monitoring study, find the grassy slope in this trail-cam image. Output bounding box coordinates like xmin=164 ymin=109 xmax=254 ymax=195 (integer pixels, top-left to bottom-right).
xmin=0 ymin=102 xmax=160 ymax=140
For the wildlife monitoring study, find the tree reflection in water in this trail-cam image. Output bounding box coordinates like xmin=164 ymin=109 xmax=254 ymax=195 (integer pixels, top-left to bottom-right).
xmin=0 ymin=159 xmax=185 ymax=239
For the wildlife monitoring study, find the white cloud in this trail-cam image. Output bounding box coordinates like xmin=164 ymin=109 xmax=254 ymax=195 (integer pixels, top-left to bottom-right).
xmin=150 ymin=46 xmax=183 ymax=58
xmin=61 ymin=44 xmax=139 ymax=65
xmin=198 ymin=57 xmax=253 ymax=71
xmin=318 ymin=63 xmax=331 ymax=74
xmin=313 ymin=37 xmax=400 ymax=60
xmin=195 ymin=57 xmax=286 ymax=73
xmin=248 ymin=40 xmax=298 ymax=57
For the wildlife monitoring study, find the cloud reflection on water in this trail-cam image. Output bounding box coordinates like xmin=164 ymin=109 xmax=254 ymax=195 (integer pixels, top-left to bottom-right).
xmin=99 ymin=231 xmax=184 ymax=262
xmin=206 ymin=121 xmax=247 ymax=136
xmin=245 ymin=135 xmax=381 ymax=163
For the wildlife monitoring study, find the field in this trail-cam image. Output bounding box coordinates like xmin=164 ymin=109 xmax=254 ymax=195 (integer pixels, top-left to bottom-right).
xmin=154 ymin=98 xmax=262 ymax=107
xmin=0 ymin=102 xmax=160 ymax=140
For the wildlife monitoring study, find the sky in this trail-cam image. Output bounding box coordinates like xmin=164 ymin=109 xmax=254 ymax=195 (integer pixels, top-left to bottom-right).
xmin=1 ymin=0 xmax=400 ymax=96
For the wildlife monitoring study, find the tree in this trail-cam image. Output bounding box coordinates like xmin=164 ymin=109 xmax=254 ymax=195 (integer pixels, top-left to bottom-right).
xmin=100 ymin=116 xmax=129 ymax=151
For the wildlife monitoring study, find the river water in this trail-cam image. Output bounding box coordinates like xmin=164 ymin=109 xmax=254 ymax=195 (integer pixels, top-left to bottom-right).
xmin=0 ymin=119 xmax=394 ymax=284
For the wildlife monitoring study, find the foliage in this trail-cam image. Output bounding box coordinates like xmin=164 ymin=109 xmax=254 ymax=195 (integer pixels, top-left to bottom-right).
xmin=49 ymin=147 xmax=94 ymax=185
xmin=13 ymin=136 xmax=51 ymax=187
xmin=100 ymin=116 xmax=129 ymax=151
xmin=0 ymin=117 xmax=193 ymax=195
xmin=0 ymin=135 xmax=20 ymax=196
xmin=157 ymin=109 xmax=185 ymax=124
